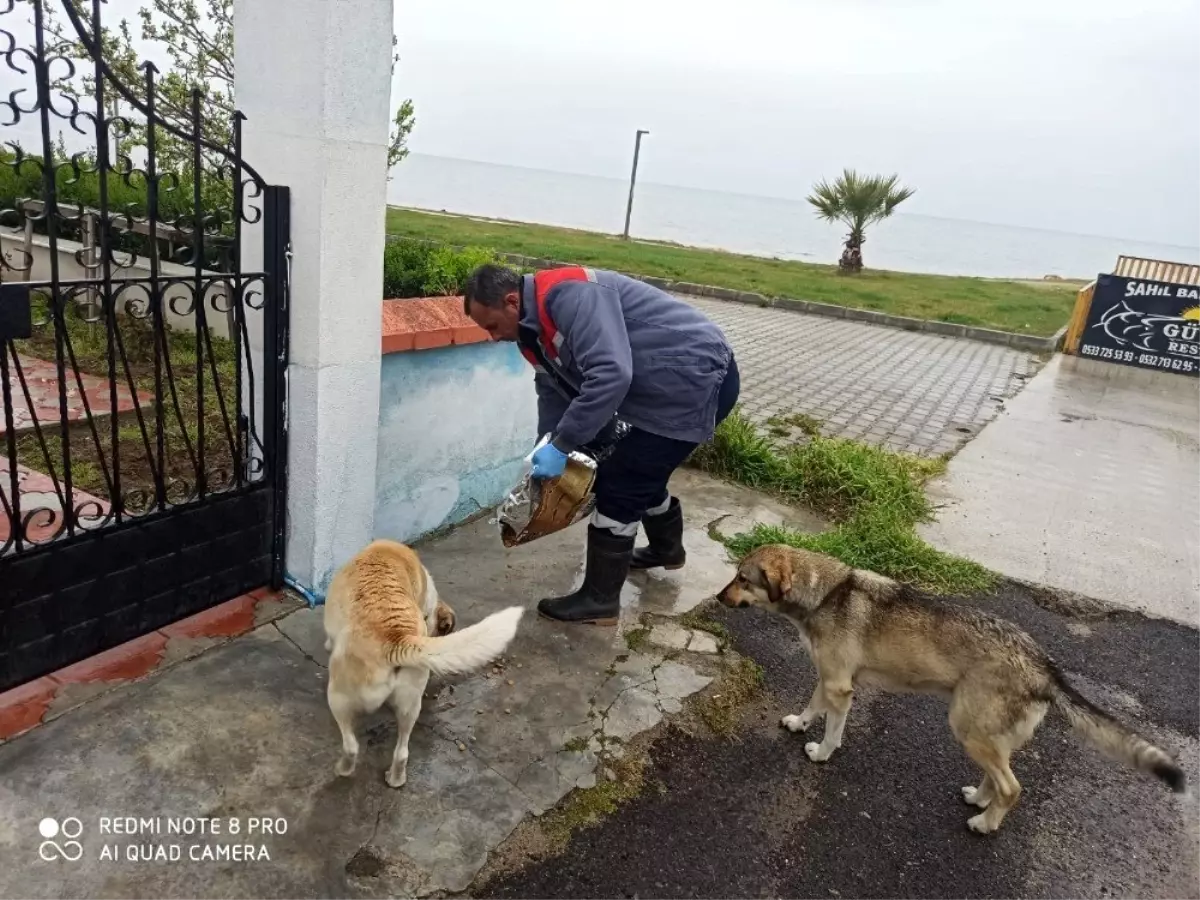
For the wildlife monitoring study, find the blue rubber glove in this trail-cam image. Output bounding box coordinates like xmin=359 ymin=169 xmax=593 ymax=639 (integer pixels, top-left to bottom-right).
xmin=530 ymin=442 xmax=569 ymax=480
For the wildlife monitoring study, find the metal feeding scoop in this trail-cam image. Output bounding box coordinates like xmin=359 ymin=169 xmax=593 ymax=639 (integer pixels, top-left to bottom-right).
xmin=496 ymin=442 xmax=599 ymax=548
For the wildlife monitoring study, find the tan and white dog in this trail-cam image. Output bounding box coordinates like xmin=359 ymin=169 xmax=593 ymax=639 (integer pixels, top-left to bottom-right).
xmin=323 ymin=539 xmax=524 ymax=787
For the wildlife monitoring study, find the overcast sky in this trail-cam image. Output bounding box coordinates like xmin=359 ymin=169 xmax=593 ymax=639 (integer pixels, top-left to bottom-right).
xmin=393 ymin=0 xmax=1200 ymax=246
xmin=4 ymin=0 xmax=1197 ymax=246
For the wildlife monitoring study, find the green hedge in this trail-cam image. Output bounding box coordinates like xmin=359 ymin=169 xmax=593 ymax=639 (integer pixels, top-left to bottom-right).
xmin=382 ymin=239 xmax=502 ymax=299
xmin=4 ymin=149 xmax=505 ymax=299
xmin=0 ymin=148 xmax=214 ymax=225
xmin=1 ymin=148 xmax=229 ymax=268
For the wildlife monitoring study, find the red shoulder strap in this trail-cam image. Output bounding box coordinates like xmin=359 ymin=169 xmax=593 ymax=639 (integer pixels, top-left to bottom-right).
xmin=531 ymin=267 xmax=593 ymax=359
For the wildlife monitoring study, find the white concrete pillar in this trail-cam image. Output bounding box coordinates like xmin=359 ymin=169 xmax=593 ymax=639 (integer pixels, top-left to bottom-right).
xmin=234 ymin=0 xmax=393 ymax=595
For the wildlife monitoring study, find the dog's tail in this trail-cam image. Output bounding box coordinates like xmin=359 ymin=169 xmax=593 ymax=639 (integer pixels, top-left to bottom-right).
xmin=386 ymin=606 xmax=524 ymax=677
xmin=1049 ymin=673 xmax=1185 ymax=793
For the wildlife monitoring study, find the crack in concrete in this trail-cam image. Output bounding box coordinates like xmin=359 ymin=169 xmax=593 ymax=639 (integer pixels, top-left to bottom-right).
xmin=651 ymin=666 xmax=671 ymax=715
xmin=427 ymin=726 xmax=541 ymax=811
xmin=344 ymin=773 xmax=402 ymax=882
xmin=592 ymin=669 xmax=657 ymax=717
xmin=575 ymin=653 xmax=690 ymax=750
xmin=350 ymin=729 xmax=525 ymax=892
xmin=469 ymin=753 xmax=541 ymax=810
xmin=552 ymin=750 xmax=582 ymax=781
xmin=512 ymin=756 xmax=543 ymax=791
xmin=273 ymin=622 xmax=327 ymax=669
xmin=365 ymin=789 xmax=397 ymax=847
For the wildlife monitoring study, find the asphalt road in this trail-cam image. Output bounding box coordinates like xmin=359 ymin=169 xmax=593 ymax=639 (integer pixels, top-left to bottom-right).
xmin=475 ymin=581 xmax=1200 ymax=899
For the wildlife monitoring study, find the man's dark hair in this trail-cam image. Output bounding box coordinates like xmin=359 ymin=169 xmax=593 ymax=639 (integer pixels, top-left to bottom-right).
xmin=463 ymin=263 xmax=522 ymax=314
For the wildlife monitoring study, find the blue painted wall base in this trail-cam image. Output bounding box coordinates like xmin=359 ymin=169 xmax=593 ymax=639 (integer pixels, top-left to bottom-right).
xmin=374 ymin=341 xmax=538 ymax=546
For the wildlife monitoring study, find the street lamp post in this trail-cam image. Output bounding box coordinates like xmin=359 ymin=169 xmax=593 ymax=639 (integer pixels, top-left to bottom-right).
xmin=622 ymin=129 xmax=649 ymax=241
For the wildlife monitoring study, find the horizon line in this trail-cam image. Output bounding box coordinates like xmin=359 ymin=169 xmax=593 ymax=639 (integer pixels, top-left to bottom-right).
xmin=400 ymin=151 xmax=1200 ymax=252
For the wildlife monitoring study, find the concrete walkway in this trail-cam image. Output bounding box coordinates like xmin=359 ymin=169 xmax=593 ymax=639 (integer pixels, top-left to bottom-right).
xmin=683 ymin=296 xmax=1041 ymax=456
xmin=0 ymin=471 xmax=819 ymax=899
xmin=921 ymin=354 xmax=1200 ymax=624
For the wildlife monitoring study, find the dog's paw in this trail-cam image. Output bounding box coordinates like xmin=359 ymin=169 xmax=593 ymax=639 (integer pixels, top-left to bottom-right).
xmin=967 ymin=812 xmax=998 ymax=835
xmin=335 ymin=753 xmax=358 ymax=778
xmin=385 ymin=765 xmax=408 ymax=789
xmin=781 ymin=714 xmax=810 ymax=733
xmin=805 ymin=741 xmax=833 ymax=763
xmin=324 ymin=636 xmax=333 ymax=652
xmin=961 ymin=785 xmax=991 ymax=808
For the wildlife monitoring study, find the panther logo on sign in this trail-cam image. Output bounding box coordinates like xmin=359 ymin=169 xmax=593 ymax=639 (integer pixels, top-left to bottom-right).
xmin=1092 ymin=301 xmax=1200 ymax=355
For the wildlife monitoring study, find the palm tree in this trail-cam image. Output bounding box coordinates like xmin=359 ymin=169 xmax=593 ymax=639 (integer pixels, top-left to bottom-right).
xmin=807 ymin=170 xmax=915 ymax=274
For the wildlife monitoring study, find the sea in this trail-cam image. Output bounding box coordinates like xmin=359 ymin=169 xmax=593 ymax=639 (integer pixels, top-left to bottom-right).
xmin=388 ymin=154 xmax=1200 ymax=281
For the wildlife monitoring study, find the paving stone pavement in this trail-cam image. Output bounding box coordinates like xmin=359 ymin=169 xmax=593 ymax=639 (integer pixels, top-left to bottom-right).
xmin=682 ymin=297 xmax=1044 ymax=456
xmin=0 ymin=354 xmax=146 ymax=438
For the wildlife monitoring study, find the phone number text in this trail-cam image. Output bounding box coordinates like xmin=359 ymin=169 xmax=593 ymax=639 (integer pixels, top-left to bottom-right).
xmin=1079 ymin=344 xmax=1196 ymax=373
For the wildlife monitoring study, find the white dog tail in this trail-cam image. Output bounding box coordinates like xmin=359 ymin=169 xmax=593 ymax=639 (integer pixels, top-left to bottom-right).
xmin=386 ymin=606 xmax=524 ymax=676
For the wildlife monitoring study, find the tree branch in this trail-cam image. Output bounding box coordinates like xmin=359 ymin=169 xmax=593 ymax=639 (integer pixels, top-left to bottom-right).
xmin=140 ymin=4 xmax=234 ymax=86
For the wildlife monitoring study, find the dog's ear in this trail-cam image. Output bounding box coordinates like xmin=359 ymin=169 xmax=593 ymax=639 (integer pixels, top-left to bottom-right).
xmin=761 ymin=558 xmax=794 ymax=605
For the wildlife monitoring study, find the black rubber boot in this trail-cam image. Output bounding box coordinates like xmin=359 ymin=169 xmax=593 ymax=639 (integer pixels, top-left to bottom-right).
xmin=630 ymin=497 xmax=686 ymax=571
xmin=537 ymin=526 xmax=634 ymax=626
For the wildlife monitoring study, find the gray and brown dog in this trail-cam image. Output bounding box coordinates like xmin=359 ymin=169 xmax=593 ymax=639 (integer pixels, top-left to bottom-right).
xmin=718 ymin=544 xmax=1186 ymax=834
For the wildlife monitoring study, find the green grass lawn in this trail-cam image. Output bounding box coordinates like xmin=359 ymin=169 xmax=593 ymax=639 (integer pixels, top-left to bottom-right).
xmin=385 ymin=207 xmax=1081 ymax=337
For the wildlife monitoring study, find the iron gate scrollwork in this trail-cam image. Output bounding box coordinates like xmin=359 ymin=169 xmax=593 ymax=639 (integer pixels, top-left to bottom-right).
xmin=0 ymin=0 xmax=289 ymax=691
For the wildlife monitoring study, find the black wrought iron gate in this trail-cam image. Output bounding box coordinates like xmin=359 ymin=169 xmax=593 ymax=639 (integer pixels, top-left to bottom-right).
xmin=0 ymin=0 xmax=289 ymax=691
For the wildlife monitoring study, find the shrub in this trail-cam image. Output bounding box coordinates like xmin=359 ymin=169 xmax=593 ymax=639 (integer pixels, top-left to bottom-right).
xmin=1 ymin=147 xmax=232 ymax=269
xmin=382 ymin=239 xmax=502 ymax=299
